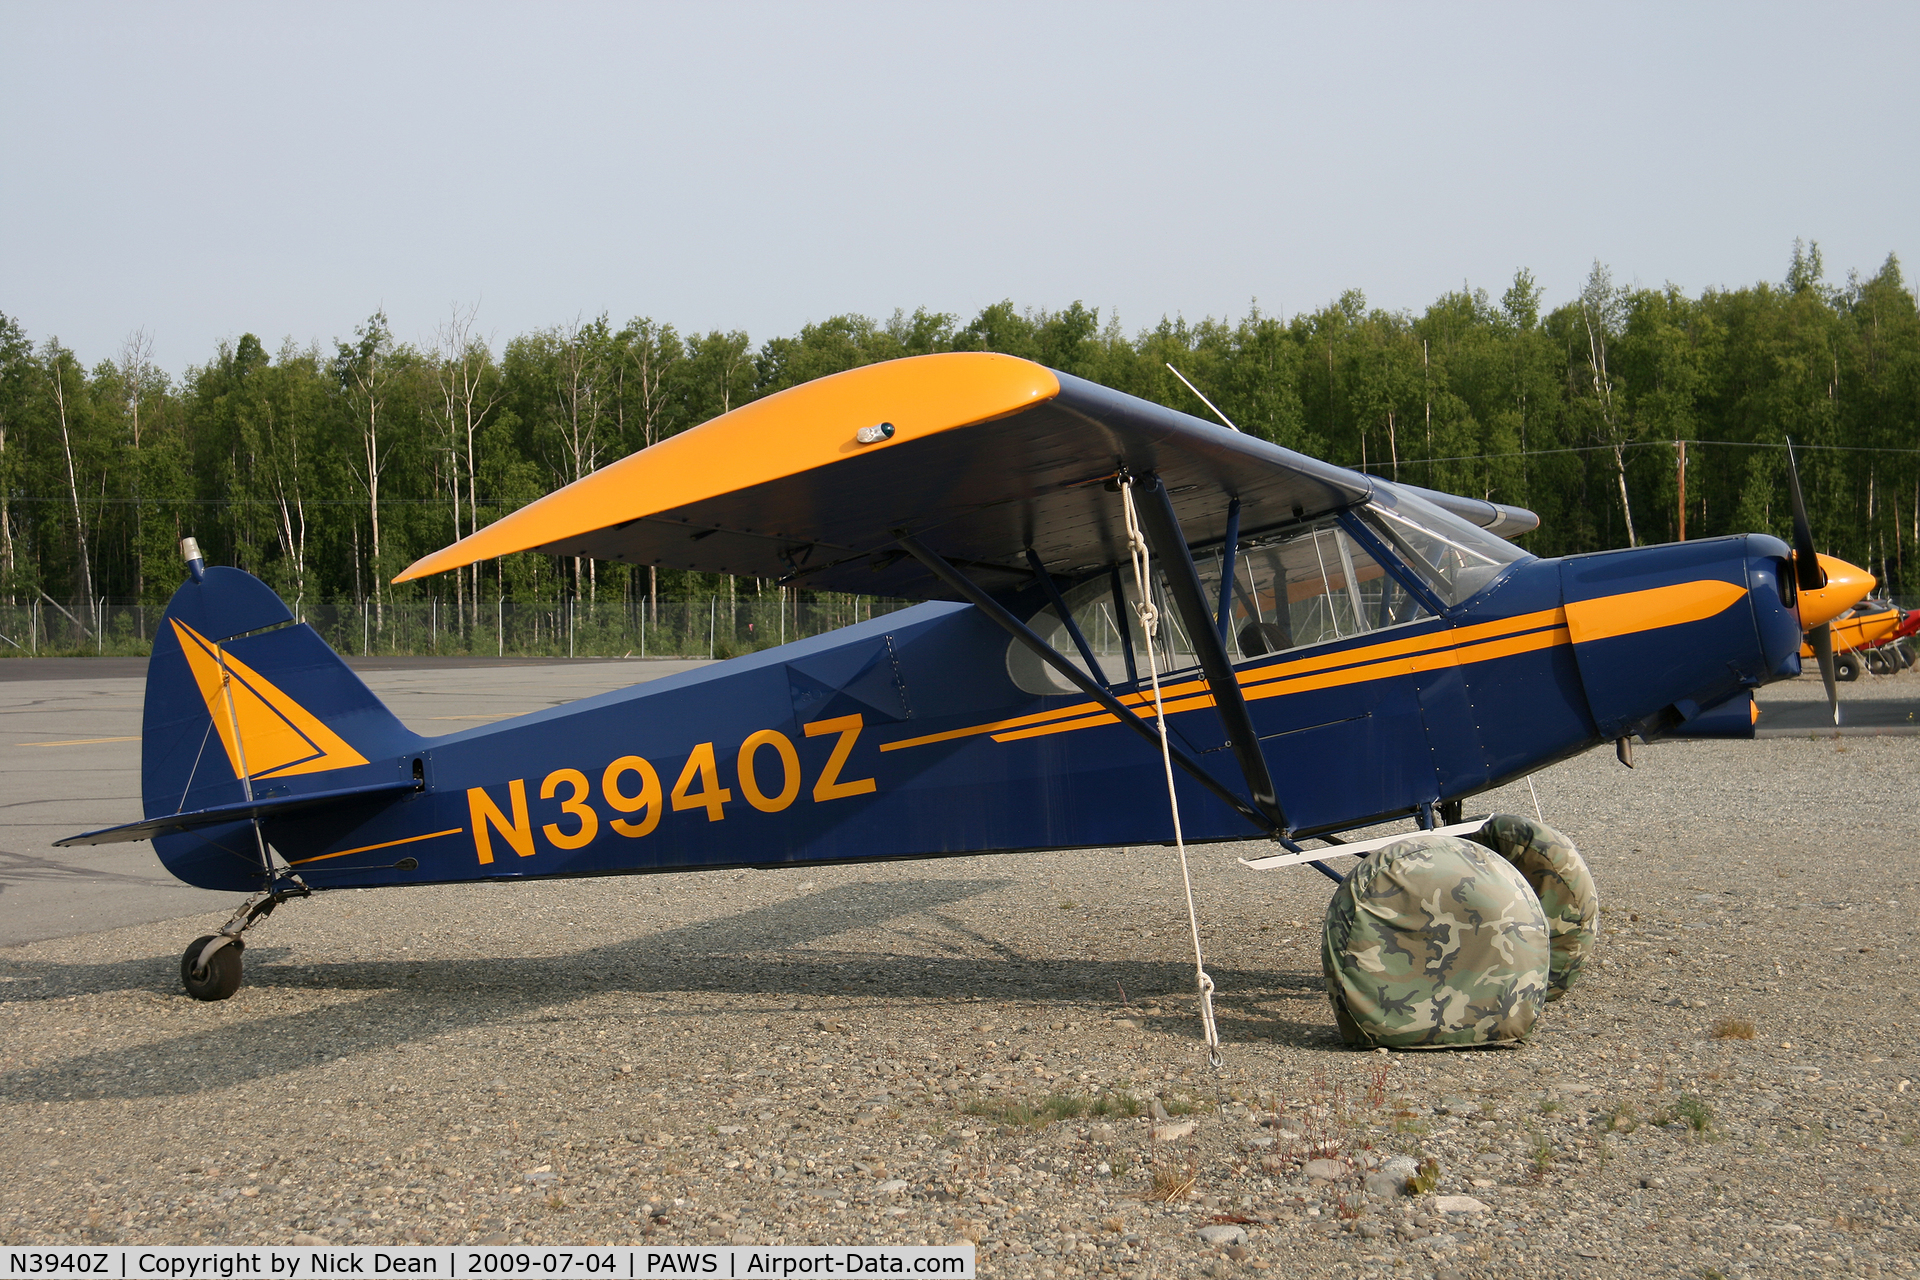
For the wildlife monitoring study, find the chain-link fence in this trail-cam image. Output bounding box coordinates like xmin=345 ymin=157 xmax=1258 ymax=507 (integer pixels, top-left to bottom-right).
xmin=0 ymin=593 xmax=919 ymax=660
xmin=11 ymin=590 xmax=1919 ymax=661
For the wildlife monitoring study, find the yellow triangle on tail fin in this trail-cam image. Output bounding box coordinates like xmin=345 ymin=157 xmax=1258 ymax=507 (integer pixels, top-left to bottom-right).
xmin=171 ymin=620 xmax=371 ymax=780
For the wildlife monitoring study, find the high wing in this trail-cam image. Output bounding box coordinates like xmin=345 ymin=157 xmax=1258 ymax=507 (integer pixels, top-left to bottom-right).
xmin=396 ymin=353 xmax=1530 ymax=595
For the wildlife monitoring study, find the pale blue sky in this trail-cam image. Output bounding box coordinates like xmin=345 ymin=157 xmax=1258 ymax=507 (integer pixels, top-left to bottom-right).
xmin=3 ymin=1 xmax=1916 ymax=373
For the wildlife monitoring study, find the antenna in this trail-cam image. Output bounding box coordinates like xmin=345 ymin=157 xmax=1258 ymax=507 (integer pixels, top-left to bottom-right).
xmin=1165 ymin=364 xmax=1240 ymax=432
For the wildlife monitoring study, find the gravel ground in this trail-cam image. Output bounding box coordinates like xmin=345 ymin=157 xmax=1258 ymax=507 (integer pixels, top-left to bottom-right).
xmin=0 ymin=669 xmax=1915 ymax=1279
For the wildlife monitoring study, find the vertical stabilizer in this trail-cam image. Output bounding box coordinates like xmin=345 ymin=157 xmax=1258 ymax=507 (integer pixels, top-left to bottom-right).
xmin=142 ymin=562 xmax=423 ymax=889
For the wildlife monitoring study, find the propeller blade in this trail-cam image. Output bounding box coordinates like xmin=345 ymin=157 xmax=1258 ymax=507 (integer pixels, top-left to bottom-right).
xmin=1785 ymin=439 xmax=1825 ymax=592
xmin=1809 ymin=622 xmax=1839 ymax=725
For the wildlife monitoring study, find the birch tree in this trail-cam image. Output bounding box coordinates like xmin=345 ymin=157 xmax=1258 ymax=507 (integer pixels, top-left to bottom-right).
xmin=1578 ymin=261 xmax=1637 ymax=546
xmin=337 ymin=312 xmax=394 ymax=631
xmin=46 ymin=341 xmax=96 ymax=603
xmin=434 ymin=304 xmax=500 ymax=632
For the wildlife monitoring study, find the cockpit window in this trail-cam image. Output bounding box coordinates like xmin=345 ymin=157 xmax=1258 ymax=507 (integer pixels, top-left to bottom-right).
xmin=1005 ymin=518 xmax=1436 ymax=696
xmin=1360 ymin=489 xmax=1528 ymax=606
xmin=1199 ymin=520 xmax=1432 ymax=658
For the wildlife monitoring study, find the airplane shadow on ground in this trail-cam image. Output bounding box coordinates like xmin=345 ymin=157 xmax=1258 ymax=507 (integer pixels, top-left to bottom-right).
xmin=0 ymin=878 xmax=1333 ymax=1103
xmin=0 ymin=846 xmax=183 ymax=892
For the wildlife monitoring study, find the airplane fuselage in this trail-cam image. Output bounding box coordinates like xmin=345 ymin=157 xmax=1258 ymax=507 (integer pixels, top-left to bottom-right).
xmin=151 ymin=533 xmax=1804 ymax=892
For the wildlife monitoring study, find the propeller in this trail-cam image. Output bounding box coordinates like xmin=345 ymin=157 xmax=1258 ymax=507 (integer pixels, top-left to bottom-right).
xmin=1785 ymin=439 xmax=1839 ymax=725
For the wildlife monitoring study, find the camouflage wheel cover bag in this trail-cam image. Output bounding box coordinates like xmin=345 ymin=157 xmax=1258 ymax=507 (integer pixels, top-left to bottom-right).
xmin=1322 ymin=834 xmax=1550 ymax=1049
xmin=1466 ymin=813 xmax=1599 ymax=1001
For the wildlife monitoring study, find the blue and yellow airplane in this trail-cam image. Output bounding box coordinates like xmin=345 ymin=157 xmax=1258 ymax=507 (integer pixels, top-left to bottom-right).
xmin=58 ymin=354 xmax=1867 ymax=1000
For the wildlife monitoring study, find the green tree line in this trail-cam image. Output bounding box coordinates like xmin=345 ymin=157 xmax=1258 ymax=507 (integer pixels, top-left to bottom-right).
xmin=2 ymin=241 xmax=1917 ymax=639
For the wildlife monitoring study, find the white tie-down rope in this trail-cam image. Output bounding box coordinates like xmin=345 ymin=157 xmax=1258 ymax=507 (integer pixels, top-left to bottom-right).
xmin=1120 ymin=479 xmax=1223 ymax=1068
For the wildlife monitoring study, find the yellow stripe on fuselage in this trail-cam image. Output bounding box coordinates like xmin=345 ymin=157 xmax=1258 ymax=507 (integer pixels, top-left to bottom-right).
xmin=287 ymin=827 xmax=465 ymax=867
xmin=883 ymin=578 xmax=1744 ymax=753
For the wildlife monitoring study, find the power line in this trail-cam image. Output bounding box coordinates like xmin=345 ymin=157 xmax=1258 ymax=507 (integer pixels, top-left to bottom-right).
xmin=1402 ymin=438 xmax=1920 ymax=465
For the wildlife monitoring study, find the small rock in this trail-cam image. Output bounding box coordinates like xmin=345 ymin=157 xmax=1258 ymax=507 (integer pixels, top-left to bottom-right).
xmin=877 ymin=1179 xmax=908 ymax=1193
xmin=1152 ymin=1121 xmax=1196 ymax=1141
xmin=1356 ymin=1221 xmax=1386 ymax=1239
xmin=290 ymin=1234 xmax=329 ymax=1246
xmin=1197 ymin=1224 xmax=1248 ymax=1246
xmin=1224 ymin=1245 xmax=1249 ymax=1261
xmin=1150 ymin=1099 xmax=1173 ymax=1121
xmin=1302 ymin=1158 xmax=1348 ymax=1181
xmin=1207 ymin=1260 xmax=1233 ymax=1279
xmin=1363 ymin=1172 xmax=1406 ymax=1198
xmin=1431 ymin=1195 xmax=1488 ymax=1214
xmin=716 ymin=1125 xmax=745 ymax=1135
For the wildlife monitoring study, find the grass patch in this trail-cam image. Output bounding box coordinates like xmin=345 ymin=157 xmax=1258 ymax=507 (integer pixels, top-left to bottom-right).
xmin=1407 ymin=1157 xmax=1441 ymax=1195
xmin=1539 ymin=1099 xmax=1563 ymax=1115
xmin=1091 ymin=1092 xmax=1142 ymax=1118
xmin=1709 ymin=1016 xmax=1755 ymax=1040
xmin=1668 ymin=1094 xmax=1715 ymax=1133
xmin=1528 ymin=1128 xmax=1555 ymax=1178
xmin=1147 ymin=1162 xmax=1196 ymax=1204
xmin=962 ymin=1091 xmax=1099 ymax=1130
xmin=1603 ymin=1102 xmax=1640 ymax=1134
xmin=1161 ymin=1094 xmax=1212 ymax=1117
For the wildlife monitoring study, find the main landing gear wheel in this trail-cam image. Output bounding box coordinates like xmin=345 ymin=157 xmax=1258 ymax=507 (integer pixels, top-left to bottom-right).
xmin=1834 ymin=652 xmax=1863 ymax=683
xmin=181 ymin=935 xmax=244 ymax=1001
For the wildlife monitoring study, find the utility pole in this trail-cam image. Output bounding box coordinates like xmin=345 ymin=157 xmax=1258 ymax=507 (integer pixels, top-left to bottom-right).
xmin=1675 ymin=440 xmax=1687 ymax=541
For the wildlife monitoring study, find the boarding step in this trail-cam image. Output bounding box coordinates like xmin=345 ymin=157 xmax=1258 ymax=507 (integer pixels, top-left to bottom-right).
xmin=1237 ymin=816 xmax=1490 ymax=872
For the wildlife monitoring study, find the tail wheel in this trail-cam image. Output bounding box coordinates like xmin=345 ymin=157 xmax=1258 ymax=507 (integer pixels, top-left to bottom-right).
xmin=180 ymin=935 xmax=244 ymax=1001
xmin=1834 ymin=652 xmax=1863 ymax=683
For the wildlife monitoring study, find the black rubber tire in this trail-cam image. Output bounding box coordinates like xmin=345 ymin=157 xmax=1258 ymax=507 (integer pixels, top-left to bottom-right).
xmin=1897 ymin=640 xmax=1915 ymax=669
xmin=1834 ymin=652 xmax=1863 ymax=683
xmin=180 ymin=935 xmax=243 ymax=1001
xmin=1867 ymin=649 xmax=1893 ymax=676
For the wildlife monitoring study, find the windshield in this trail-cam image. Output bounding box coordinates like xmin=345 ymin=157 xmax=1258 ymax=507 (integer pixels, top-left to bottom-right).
xmin=1361 ymin=488 xmax=1529 ymax=606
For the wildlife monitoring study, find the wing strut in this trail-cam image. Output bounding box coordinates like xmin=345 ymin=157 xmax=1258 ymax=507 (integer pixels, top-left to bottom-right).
xmin=1130 ymin=476 xmax=1290 ymax=834
xmin=895 ymin=532 xmax=1278 ymax=835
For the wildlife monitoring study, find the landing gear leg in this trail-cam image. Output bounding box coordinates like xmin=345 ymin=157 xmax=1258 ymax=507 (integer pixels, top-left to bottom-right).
xmin=1439 ymin=799 xmax=1464 ymax=826
xmin=180 ymin=882 xmax=310 ymax=1002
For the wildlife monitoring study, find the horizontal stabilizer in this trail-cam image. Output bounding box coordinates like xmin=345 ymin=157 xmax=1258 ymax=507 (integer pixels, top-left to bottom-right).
xmin=1238 ymin=816 xmax=1490 ymax=871
xmin=56 ymin=780 xmax=416 ymax=847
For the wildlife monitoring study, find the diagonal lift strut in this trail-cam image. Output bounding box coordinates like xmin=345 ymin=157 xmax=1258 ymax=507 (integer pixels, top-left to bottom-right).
xmin=1129 ymin=475 xmax=1290 ymax=834
xmin=895 ymin=532 xmax=1277 ymax=836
